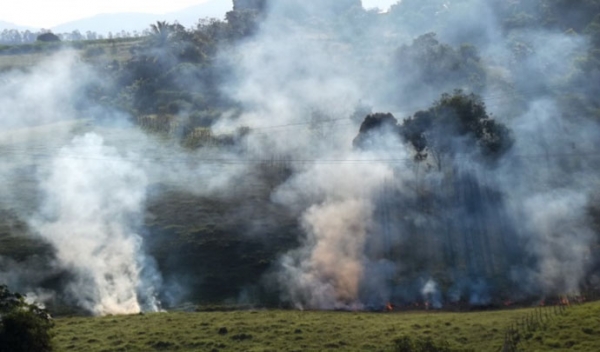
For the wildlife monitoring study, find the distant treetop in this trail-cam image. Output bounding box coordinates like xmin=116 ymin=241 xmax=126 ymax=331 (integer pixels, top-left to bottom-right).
xmin=36 ymin=32 xmax=60 ymax=42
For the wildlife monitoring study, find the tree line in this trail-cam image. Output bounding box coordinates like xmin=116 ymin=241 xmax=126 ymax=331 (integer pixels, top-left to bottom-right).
xmin=0 ymin=28 xmax=155 ymax=45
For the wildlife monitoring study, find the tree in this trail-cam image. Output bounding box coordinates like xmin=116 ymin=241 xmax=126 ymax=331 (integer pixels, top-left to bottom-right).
xmin=400 ymin=90 xmax=513 ymax=169
xmin=353 ymin=113 xmax=400 ymax=149
xmin=36 ymin=32 xmax=60 ymax=42
xmin=149 ymin=21 xmax=174 ymax=46
xmin=225 ymin=9 xmax=263 ymax=39
xmin=0 ymin=285 xmax=54 ymax=352
xmin=233 ymin=0 xmax=268 ymax=12
xmin=393 ymin=33 xmax=486 ymax=109
xmin=388 ymin=0 xmax=448 ymax=32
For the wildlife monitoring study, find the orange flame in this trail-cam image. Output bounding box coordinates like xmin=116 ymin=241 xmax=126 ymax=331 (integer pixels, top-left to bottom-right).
xmin=385 ymin=302 xmax=393 ymax=312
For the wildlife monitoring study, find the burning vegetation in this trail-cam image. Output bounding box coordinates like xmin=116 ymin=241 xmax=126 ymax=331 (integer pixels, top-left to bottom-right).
xmin=1 ymin=0 xmax=600 ymax=318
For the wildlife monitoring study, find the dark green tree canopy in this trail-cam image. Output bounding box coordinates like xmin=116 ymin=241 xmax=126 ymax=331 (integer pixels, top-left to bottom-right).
xmin=490 ymin=0 xmax=600 ymax=32
xmin=393 ymin=33 xmax=486 ymax=108
xmin=353 ymin=112 xmax=400 ymax=149
xmin=396 ymin=33 xmax=484 ymax=88
xmin=233 ymin=0 xmax=268 ymax=12
xmin=1 ymin=285 xmax=54 ymax=352
xmin=354 ymin=91 xmax=513 ymax=167
xmin=36 ymin=32 xmax=60 ymax=42
xmin=401 ymin=90 xmax=513 ymax=165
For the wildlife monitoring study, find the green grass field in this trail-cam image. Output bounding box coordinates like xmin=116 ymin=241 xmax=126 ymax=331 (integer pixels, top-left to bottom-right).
xmin=518 ymin=301 xmax=600 ymax=351
xmin=0 ymin=38 xmax=141 ymax=71
xmin=50 ymin=301 xmax=600 ymax=352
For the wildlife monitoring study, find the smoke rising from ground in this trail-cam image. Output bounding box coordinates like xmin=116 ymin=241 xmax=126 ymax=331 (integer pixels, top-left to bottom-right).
xmin=1 ymin=0 xmax=600 ymax=312
xmin=218 ymin=0 xmax=600 ymax=309
xmin=33 ymin=133 xmax=161 ymax=315
xmin=275 ymin=162 xmax=394 ymax=309
xmin=0 ymin=53 xmax=163 ymax=315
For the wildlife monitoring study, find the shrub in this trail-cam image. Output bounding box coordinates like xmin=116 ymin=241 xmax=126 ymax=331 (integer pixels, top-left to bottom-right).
xmin=0 ymin=285 xmax=54 ymax=352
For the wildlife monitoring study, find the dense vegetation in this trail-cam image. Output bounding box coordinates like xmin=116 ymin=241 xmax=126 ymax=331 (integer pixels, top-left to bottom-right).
xmin=0 ymin=285 xmax=54 ymax=352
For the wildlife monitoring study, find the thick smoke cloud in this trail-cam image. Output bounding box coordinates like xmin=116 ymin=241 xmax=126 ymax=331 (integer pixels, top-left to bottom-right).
xmin=274 ymin=163 xmax=394 ymax=309
xmin=2 ymin=0 xmax=600 ymax=313
xmin=0 ymin=52 xmax=163 ymax=315
xmin=32 ymin=133 xmax=161 ymax=315
xmin=217 ymin=0 xmax=600 ymax=309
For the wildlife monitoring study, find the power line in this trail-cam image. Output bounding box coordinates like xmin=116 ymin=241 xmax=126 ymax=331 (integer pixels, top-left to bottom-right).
xmin=201 ymin=86 xmax=563 ymax=134
xmin=3 ymin=149 xmax=600 ymax=166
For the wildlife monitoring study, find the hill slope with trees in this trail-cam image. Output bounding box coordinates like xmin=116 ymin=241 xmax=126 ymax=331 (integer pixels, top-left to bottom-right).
xmin=1 ymin=0 xmax=600 ymax=318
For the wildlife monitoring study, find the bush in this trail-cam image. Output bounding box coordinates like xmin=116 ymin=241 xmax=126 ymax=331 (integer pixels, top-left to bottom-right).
xmin=0 ymin=309 xmax=54 ymax=352
xmin=0 ymin=285 xmax=54 ymax=352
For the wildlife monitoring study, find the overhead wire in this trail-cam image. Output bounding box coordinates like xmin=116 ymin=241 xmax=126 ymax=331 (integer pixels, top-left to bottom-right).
xmin=0 ymin=86 xmax=587 ymax=168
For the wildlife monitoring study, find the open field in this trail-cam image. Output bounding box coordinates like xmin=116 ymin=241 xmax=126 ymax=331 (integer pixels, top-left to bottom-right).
xmin=0 ymin=38 xmax=142 ymax=71
xmin=51 ymin=301 xmax=600 ymax=352
xmin=518 ymin=301 xmax=600 ymax=351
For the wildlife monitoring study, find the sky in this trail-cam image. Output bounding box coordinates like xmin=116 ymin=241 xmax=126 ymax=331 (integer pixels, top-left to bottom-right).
xmin=1 ymin=0 xmax=398 ymax=29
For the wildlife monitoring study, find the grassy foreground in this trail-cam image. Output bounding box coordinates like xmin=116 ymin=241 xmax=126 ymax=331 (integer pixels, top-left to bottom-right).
xmin=48 ymin=304 xmax=560 ymax=352
xmin=519 ymin=300 xmax=600 ymax=352
xmin=52 ymin=301 xmax=600 ymax=351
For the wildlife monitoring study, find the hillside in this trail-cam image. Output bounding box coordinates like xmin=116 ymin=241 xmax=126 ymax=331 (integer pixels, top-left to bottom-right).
xmin=1 ymin=0 xmax=600 ymax=324
xmin=0 ymin=20 xmax=35 ymax=31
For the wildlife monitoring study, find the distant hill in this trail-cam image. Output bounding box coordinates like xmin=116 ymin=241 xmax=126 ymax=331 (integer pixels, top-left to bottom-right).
xmin=0 ymin=20 xmax=36 ymax=31
xmin=51 ymin=0 xmax=232 ymax=35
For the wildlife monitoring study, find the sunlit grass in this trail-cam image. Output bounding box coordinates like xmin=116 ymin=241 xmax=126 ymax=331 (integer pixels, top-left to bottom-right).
xmin=0 ymin=38 xmax=142 ymax=71
xmin=52 ymin=306 xmax=531 ymax=351
xmin=51 ymin=301 xmax=600 ymax=351
xmin=519 ymin=301 xmax=600 ymax=352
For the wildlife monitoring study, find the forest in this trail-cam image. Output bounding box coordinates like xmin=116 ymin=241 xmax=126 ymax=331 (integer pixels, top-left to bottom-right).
xmin=1 ymin=0 xmax=600 ymax=319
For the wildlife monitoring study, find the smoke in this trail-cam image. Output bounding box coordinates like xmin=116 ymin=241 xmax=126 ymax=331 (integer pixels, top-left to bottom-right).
xmin=0 ymin=51 xmax=93 ymax=212
xmin=421 ymin=279 xmax=442 ymax=309
xmin=216 ymin=0 xmax=600 ymax=309
xmin=274 ymin=162 xmax=393 ymax=309
xmin=2 ymin=0 xmax=600 ymax=313
xmin=32 ymin=133 xmax=161 ymax=315
xmin=522 ymin=191 xmax=593 ymax=292
xmin=0 ymin=52 xmax=163 ymax=315
xmin=495 ymin=97 xmax=600 ymax=296
xmin=0 ymin=50 xmax=92 ymax=129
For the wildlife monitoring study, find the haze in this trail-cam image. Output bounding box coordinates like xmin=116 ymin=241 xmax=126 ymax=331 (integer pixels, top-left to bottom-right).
xmin=1 ymin=0 xmax=397 ymax=28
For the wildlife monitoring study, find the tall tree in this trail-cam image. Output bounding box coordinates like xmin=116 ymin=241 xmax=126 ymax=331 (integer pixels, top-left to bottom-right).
xmin=401 ymin=90 xmax=513 ymax=169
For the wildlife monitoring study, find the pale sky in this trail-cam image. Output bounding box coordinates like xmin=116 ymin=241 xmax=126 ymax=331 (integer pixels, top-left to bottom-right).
xmin=2 ymin=0 xmax=398 ymax=29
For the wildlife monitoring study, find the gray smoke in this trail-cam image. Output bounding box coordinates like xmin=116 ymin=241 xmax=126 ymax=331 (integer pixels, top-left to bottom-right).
xmin=2 ymin=0 xmax=600 ymax=312
xmin=0 ymin=52 xmax=163 ymax=315
xmin=32 ymin=133 xmax=161 ymax=315
xmin=215 ymin=0 xmax=600 ymax=309
xmin=274 ymin=162 xmax=394 ymax=309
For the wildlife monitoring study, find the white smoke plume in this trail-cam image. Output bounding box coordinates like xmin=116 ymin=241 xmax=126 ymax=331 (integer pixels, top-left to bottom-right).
xmin=32 ymin=133 xmax=161 ymax=315
xmin=272 ymin=158 xmax=396 ymax=309
xmin=2 ymin=0 xmax=600 ymax=312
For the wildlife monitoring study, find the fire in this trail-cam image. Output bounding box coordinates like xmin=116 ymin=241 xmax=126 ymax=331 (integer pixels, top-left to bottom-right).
xmin=385 ymin=302 xmax=394 ymax=312
xmin=560 ymin=296 xmax=570 ymax=306
xmin=503 ymin=300 xmax=513 ymax=307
